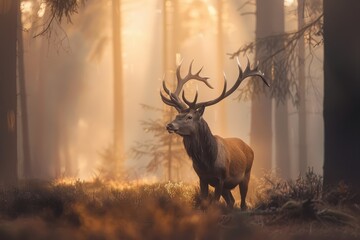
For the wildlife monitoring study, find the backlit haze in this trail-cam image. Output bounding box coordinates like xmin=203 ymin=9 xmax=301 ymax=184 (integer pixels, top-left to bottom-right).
xmin=19 ymin=0 xmax=323 ymax=181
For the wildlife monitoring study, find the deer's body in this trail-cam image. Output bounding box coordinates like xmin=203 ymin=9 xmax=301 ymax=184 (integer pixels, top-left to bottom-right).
xmin=196 ymin=136 xmax=253 ymax=188
xmin=161 ymin=58 xmax=269 ymax=209
xmin=175 ymin=115 xmax=253 ymax=208
xmin=197 ymin=136 xmax=253 ymax=208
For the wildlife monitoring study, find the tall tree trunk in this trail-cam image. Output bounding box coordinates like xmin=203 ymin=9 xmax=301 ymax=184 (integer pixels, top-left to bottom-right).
xmin=250 ymin=0 xmax=277 ymax=177
xmin=273 ymin=2 xmax=291 ymax=179
xmin=62 ymin=133 xmax=73 ymax=177
xmin=17 ymin=3 xmax=32 ymax=179
xmin=216 ymin=0 xmax=227 ymax=136
xmin=323 ymin=0 xmax=360 ymax=191
xmin=250 ymin=94 xmax=272 ymax=177
xmin=32 ymin=43 xmax=46 ymax=178
xmin=112 ymin=0 xmax=124 ymax=173
xmin=163 ymin=0 xmax=178 ymax=181
xmin=297 ymin=0 xmax=307 ymax=175
xmin=275 ymin=101 xmax=290 ymax=179
xmin=167 ymin=131 xmax=173 ymax=181
xmin=0 ymin=0 xmax=18 ymax=185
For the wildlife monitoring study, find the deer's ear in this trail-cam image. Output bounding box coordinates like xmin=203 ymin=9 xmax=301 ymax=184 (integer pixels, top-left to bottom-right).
xmin=196 ymin=105 xmax=205 ymax=116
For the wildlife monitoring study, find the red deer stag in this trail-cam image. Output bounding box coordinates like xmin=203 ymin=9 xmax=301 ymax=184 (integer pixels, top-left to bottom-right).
xmin=160 ymin=58 xmax=269 ymax=209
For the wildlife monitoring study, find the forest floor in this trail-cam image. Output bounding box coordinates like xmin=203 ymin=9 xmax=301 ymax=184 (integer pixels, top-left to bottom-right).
xmin=0 ymin=174 xmax=359 ymax=240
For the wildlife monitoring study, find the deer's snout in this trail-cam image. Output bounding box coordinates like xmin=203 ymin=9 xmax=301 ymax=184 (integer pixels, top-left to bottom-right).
xmin=166 ymin=123 xmax=178 ymax=133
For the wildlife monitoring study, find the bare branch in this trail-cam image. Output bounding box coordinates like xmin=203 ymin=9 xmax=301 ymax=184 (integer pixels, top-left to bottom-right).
xmin=228 ymin=12 xmax=323 ymax=106
xmin=237 ymin=0 xmax=255 ymax=11
xmin=33 ymin=0 xmax=87 ymax=38
xmin=229 ymin=14 xmax=323 ymax=60
xmin=241 ymin=12 xmax=256 ymax=16
xmin=33 ymin=14 xmax=56 ymax=38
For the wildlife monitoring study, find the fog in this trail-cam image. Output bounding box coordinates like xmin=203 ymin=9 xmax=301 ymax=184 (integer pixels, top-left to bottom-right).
xmin=18 ymin=0 xmax=323 ymax=181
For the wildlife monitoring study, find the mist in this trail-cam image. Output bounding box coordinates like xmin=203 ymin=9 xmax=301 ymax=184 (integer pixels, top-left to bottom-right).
xmin=14 ymin=0 xmax=324 ymax=181
xmin=3 ymin=0 xmax=360 ymax=239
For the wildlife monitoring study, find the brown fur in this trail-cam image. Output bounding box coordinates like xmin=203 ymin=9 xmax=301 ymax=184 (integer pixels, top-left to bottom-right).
xmin=173 ymin=114 xmax=253 ymax=209
xmin=198 ymin=136 xmax=253 ymax=209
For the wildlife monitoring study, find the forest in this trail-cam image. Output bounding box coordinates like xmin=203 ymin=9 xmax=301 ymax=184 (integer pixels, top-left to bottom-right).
xmin=0 ymin=0 xmax=359 ymax=239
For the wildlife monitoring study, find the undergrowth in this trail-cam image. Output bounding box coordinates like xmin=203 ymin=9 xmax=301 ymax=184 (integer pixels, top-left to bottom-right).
xmin=253 ymin=168 xmax=323 ymax=210
xmin=0 ymin=170 xmax=359 ymax=240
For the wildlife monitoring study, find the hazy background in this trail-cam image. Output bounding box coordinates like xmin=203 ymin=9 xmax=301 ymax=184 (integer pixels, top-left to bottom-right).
xmin=18 ymin=0 xmax=323 ymax=181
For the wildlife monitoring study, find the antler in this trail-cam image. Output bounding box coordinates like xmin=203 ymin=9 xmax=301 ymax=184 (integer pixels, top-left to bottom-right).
xmin=160 ymin=57 xmax=270 ymax=112
xmin=181 ymin=57 xmax=270 ymax=110
xmin=160 ymin=60 xmax=213 ymax=112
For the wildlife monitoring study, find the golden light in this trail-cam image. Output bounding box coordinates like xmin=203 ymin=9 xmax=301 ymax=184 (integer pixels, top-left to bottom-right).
xmin=207 ymin=5 xmax=217 ymax=17
xmin=20 ymin=1 xmax=33 ymax=29
xmin=284 ymin=0 xmax=295 ymax=7
xmin=78 ymin=118 xmax=89 ymax=129
xmin=37 ymin=2 xmax=46 ymax=18
xmin=20 ymin=0 xmax=32 ymax=14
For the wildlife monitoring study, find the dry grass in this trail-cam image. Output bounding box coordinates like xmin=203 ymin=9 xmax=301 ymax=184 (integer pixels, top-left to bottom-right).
xmin=0 ymin=175 xmax=359 ymax=240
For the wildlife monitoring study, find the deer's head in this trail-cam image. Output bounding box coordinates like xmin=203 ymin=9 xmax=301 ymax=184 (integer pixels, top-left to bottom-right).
xmin=161 ymin=58 xmax=270 ymax=137
xmin=166 ymin=107 xmax=205 ymax=136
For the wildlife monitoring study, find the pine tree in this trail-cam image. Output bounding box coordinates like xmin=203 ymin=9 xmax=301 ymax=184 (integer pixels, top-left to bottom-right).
xmin=132 ymin=105 xmax=190 ymax=181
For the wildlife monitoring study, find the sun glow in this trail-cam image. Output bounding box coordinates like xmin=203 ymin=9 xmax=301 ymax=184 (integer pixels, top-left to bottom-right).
xmin=37 ymin=2 xmax=46 ymax=18
xmin=20 ymin=1 xmax=32 ymax=14
xmin=20 ymin=0 xmax=33 ymax=29
xmin=284 ymin=0 xmax=296 ymax=7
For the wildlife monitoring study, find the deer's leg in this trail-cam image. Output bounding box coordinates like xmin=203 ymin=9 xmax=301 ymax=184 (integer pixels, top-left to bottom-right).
xmin=199 ymin=178 xmax=210 ymax=209
xmin=239 ymin=174 xmax=250 ymax=210
xmin=221 ymin=189 xmax=235 ymax=208
xmin=214 ymin=178 xmax=224 ymax=202
xmin=200 ymin=178 xmax=209 ymax=200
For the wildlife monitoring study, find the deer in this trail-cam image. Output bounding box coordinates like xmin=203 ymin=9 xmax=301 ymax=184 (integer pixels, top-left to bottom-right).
xmin=160 ymin=58 xmax=269 ymax=210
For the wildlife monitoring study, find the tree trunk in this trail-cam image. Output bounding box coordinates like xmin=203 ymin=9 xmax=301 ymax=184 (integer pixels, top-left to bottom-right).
xmin=323 ymin=0 xmax=360 ymax=191
xmin=275 ymin=101 xmax=290 ymax=179
xmin=250 ymin=0 xmax=279 ymax=176
xmin=273 ymin=1 xmax=291 ymax=179
xmin=297 ymin=0 xmax=307 ymax=175
xmin=17 ymin=3 xmax=32 ymax=179
xmin=0 ymin=0 xmax=18 ymax=185
xmin=250 ymin=94 xmax=272 ymax=177
xmin=167 ymin=132 xmax=173 ymax=181
xmin=112 ymin=0 xmax=124 ymax=173
xmin=162 ymin=0 xmax=179 ymax=181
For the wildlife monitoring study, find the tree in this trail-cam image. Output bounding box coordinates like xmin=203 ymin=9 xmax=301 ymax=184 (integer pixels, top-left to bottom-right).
xmin=235 ymin=0 xmax=293 ymax=178
xmin=323 ymin=0 xmax=360 ymax=192
xmin=162 ymin=0 xmax=178 ymax=181
xmin=131 ymin=105 xmax=190 ymax=181
xmin=232 ymin=0 xmax=324 ymax=178
xmin=249 ymin=0 xmax=278 ymax=177
xmin=0 ymin=0 xmax=91 ymax=182
xmin=17 ymin=2 xmax=32 ymax=179
xmin=0 ymin=0 xmax=18 ymax=185
xmin=29 ymin=0 xmax=112 ymax=179
xmin=112 ymin=0 xmax=125 ymax=173
xmin=297 ymin=0 xmax=307 ymax=175
xmin=272 ymin=1 xmax=291 ymax=180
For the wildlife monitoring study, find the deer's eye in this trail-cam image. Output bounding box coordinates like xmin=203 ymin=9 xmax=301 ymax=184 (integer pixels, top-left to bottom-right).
xmin=187 ymin=115 xmax=192 ymax=120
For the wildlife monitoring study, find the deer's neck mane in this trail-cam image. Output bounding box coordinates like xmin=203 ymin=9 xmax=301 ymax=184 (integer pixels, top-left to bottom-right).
xmin=183 ymin=118 xmax=218 ymax=169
